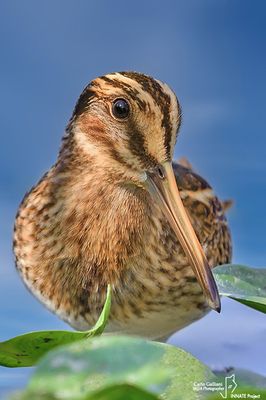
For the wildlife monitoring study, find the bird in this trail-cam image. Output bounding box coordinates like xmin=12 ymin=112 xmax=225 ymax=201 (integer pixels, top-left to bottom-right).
xmin=13 ymin=72 xmax=232 ymax=341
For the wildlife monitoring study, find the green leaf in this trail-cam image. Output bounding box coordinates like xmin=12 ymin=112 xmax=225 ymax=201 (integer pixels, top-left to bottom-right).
xmin=19 ymin=335 xmax=214 ymax=400
xmin=0 ymin=285 xmax=111 ymax=368
xmin=77 ymin=384 xmax=159 ymax=400
xmin=86 ymin=384 xmax=159 ymax=400
xmin=9 ymin=384 xmax=159 ymax=400
xmin=213 ymin=264 xmax=266 ymax=313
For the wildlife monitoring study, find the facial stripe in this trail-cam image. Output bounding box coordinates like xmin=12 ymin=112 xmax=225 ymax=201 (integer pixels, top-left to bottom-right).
xmin=159 ymin=80 xmax=182 ymax=157
xmin=111 ymin=73 xmax=173 ymax=160
xmin=71 ymin=86 xmax=96 ymax=119
xmin=74 ymin=123 xmax=140 ymax=172
xmin=127 ymin=120 xmax=158 ymax=168
xmin=99 ymin=75 xmax=149 ymax=111
xmin=120 ymin=72 xmax=175 ymax=157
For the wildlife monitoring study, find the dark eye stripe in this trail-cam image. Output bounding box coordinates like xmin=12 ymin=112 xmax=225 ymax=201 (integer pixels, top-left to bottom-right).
xmin=120 ymin=72 xmax=174 ymax=157
xmin=100 ymin=75 xmax=148 ymax=111
xmin=71 ymin=86 xmax=96 ymax=119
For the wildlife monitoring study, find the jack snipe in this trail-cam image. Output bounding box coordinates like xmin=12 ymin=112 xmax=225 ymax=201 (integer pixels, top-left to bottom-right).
xmin=14 ymin=72 xmax=232 ymax=340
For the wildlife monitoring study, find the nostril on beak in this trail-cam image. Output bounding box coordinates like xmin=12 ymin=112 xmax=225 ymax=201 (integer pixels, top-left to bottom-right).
xmin=156 ymin=165 xmax=165 ymax=180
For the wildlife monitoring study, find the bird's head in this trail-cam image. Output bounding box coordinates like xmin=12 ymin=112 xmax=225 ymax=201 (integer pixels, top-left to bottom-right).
xmin=68 ymin=72 xmax=180 ymax=182
xmin=66 ymin=71 xmax=220 ymax=312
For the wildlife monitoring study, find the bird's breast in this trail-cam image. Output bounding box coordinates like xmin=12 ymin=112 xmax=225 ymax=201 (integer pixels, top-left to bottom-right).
xmin=14 ymin=165 xmax=231 ymax=340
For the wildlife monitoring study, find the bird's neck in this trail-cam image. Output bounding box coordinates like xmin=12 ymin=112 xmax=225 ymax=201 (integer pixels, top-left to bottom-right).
xmin=51 ymin=150 xmax=151 ymax=278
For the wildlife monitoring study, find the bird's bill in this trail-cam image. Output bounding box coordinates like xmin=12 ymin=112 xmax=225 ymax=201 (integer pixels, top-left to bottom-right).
xmin=146 ymin=161 xmax=221 ymax=312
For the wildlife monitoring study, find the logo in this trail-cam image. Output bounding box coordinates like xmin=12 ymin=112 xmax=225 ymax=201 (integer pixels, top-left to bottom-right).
xmin=193 ymin=373 xmax=261 ymax=399
xmin=220 ymin=374 xmax=237 ymax=398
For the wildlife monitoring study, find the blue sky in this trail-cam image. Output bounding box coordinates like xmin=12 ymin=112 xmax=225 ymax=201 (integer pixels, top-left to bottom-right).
xmin=0 ymin=0 xmax=266 ymax=392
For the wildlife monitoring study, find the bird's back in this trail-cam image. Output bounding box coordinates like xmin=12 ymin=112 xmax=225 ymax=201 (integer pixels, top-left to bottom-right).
xmin=173 ymin=160 xmax=232 ymax=267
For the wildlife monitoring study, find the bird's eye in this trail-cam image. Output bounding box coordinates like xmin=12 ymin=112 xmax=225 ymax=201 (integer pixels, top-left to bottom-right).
xmin=112 ymin=98 xmax=130 ymax=119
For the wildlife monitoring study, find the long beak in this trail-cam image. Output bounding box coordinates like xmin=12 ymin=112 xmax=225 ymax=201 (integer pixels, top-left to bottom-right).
xmin=145 ymin=161 xmax=221 ymax=312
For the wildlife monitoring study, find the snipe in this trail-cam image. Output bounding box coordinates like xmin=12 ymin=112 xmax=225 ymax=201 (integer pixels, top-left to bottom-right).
xmin=13 ymin=72 xmax=232 ymax=340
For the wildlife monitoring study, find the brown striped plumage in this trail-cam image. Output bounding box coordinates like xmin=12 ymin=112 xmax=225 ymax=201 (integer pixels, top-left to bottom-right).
xmin=13 ymin=72 xmax=232 ymax=340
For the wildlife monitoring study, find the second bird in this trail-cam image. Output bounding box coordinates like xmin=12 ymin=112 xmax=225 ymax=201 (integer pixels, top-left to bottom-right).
xmin=14 ymin=72 xmax=232 ymax=341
